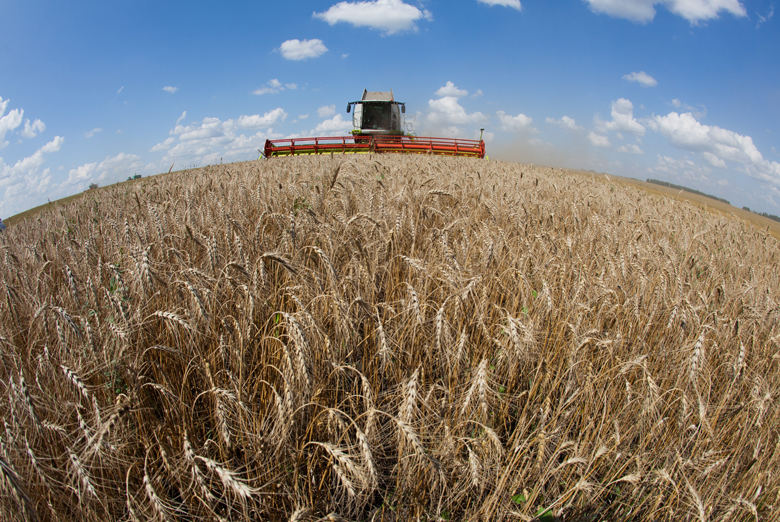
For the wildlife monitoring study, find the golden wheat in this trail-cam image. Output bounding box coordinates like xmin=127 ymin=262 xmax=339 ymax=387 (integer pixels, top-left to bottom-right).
xmin=0 ymin=154 xmax=778 ymax=520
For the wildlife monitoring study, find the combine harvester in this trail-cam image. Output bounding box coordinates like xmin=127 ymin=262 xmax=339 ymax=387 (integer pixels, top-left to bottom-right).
xmin=263 ymin=89 xmax=486 ymax=159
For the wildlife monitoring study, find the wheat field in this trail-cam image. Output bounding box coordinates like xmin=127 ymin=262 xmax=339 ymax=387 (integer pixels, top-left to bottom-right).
xmin=0 ymin=154 xmax=778 ymax=521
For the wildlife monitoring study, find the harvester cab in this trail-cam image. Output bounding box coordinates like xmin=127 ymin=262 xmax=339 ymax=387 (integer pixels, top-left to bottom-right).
xmin=263 ymin=89 xmax=485 ymax=159
xmin=346 ymin=89 xmax=406 ymax=136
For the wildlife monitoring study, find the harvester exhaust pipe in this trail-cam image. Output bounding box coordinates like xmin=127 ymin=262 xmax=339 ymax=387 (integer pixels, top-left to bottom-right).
xmin=480 ymin=128 xmax=485 ymax=141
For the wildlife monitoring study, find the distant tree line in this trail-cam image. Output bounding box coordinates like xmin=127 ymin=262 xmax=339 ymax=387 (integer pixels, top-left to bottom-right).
xmin=742 ymin=206 xmax=780 ymax=223
xmin=646 ymin=179 xmax=730 ymax=205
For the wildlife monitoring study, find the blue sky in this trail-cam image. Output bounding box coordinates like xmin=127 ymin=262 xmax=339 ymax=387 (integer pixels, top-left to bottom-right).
xmin=1 ymin=0 xmax=779 ymax=217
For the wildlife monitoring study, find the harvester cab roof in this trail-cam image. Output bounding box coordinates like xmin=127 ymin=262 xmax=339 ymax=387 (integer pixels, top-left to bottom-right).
xmin=347 ymin=89 xmax=406 ymax=136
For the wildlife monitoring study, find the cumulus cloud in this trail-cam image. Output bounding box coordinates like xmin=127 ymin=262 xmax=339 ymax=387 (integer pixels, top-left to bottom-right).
xmin=318 ymin=105 xmax=337 ymax=118
xmin=546 ymin=115 xmax=583 ymax=131
xmin=150 ymin=137 xmax=175 ymax=152
xmin=652 ymin=154 xmax=712 ymax=182
xmin=313 ymin=0 xmax=432 ymax=35
xmin=0 ymin=97 xmax=23 ymax=148
xmin=702 ymin=151 xmax=727 ymax=168
xmin=584 ymin=0 xmax=747 ymax=24
xmin=672 ymin=99 xmax=682 ymax=108
xmin=435 ymin=81 xmax=468 ymax=98
xmin=150 ymin=109 xmax=287 ymax=165
xmin=20 ymin=119 xmax=46 ymax=139
xmin=423 ymin=84 xmax=490 ymax=136
xmin=176 ymin=111 xmax=187 ymax=126
xmin=497 ymin=111 xmax=538 ymax=133
xmin=85 ymin=127 xmax=103 ymax=138
xmin=623 ymin=71 xmax=658 ymax=87
xmin=595 ymin=98 xmax=645 ymax=136
xmin=163 ymin=86 xmax=179 ymax=94
xmin=426 ymin=97 xmax=487 ymax=132
xmin=478 ymin=0 xmax=522 ymax=9
xmin=471 ymin=89 xmax=484 ymax=99
xmin=253 ymin=78 xmax=299 ymax=95
xmin=618 ymin=143 xmax=644 ymax=154
xmin=648 ymin=111 xmax=780 ymax=184
xmin=278 ymin=39 xmax=328 ymax=60
xmin=588 ymin=132 xmax=611 ymax=147
xmin=0 ymin=135 xmax=63 ymax=216
xmin=312 ymin=114 xmax=354 ymax=135
xmin=66 ymin=152 xmax=144 ymax=188
xmin=236 ymin=109 xmax=288 ymax=129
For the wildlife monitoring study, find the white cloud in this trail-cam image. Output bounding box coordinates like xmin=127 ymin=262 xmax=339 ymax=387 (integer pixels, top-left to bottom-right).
xmin=618 ymin=143 xmax=644 ymax=154
xmin=299 ymin=114 xmax=309 ymax=120
xmin=312 ymin=114 xmax=354 ymax=136
xmin=313 ymin=0 xmax=432 ymax=35
xmin=651 ymin=154 xmax=711 ymax=182
xmin=253 ymin=87 xmax=276 ymax=96
xmin=85 ymin=127 xmax=103 ymax=138
xmin=117 ymin=86 xmax=124 ymax=94
xmin=584 ymin=0 xmax=747 ymax=24
xmin=435 ymin=81 xmax=468 ymax=98
xmin=623 ymin=71 xmax=657 ymax=87
xmin=435 ymin=126 xmax=467 ymax=138
xmin=163 ymin=86 xmax=179 ymax=94
xmin=478 ymin=0 xmax=522 ymax=9
xmin=0 ymin=98 xmax=23 ymax=148
xmin=773 ymin=146 xmax=779 ymax=155
xmin=176 ymin=111 xmax=187 ymax=126
xmin=66 ymin=152 xmax=144 ymax=188
xmin=595 ymin=98 xmax=645 ymax=136
xmin=278 ymin=39 xmax=328 ymax=60
xmin=0 ymin=136 xmax=63 ymax=216
xmin=648 ymin=111 xmax=780 ymax=184
xmin=666 ymin=99 xmax=706 ymax=119
xmin=497 ymin=110 xmax=538 ymax=133
xmin=546 ymin=115 xmax=583 ymax=131
xmin=253 ymin=78 xmax=299 ymax=95
xmin=757 ymin=4 xmax=774 ymax=28
xmin=236 ymin=109 xmax=287 ymax=128
xmin=318 ymin=105 xmax=337 ymax=118
xmin=471 ymin=89 xmax=484 ymax=99
xmin=702 ymin=151 xmax=727 ymax=168
xmin=426 ymin=97 xmax=487 ymax=131
xmin=588 ymin=132 xmax=611 ymax=147
xmin=717 ymin=178 xmax=728 ymax=186
xmin=150 ymin=137 xmax=175 ymax=152
xmin=152 ymin=110 xmax=286 ymax=166
xmin=20 ymin=119 xmax=46 ymax=138
xmin=342 ymin=53 xmax=350 ymax=58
